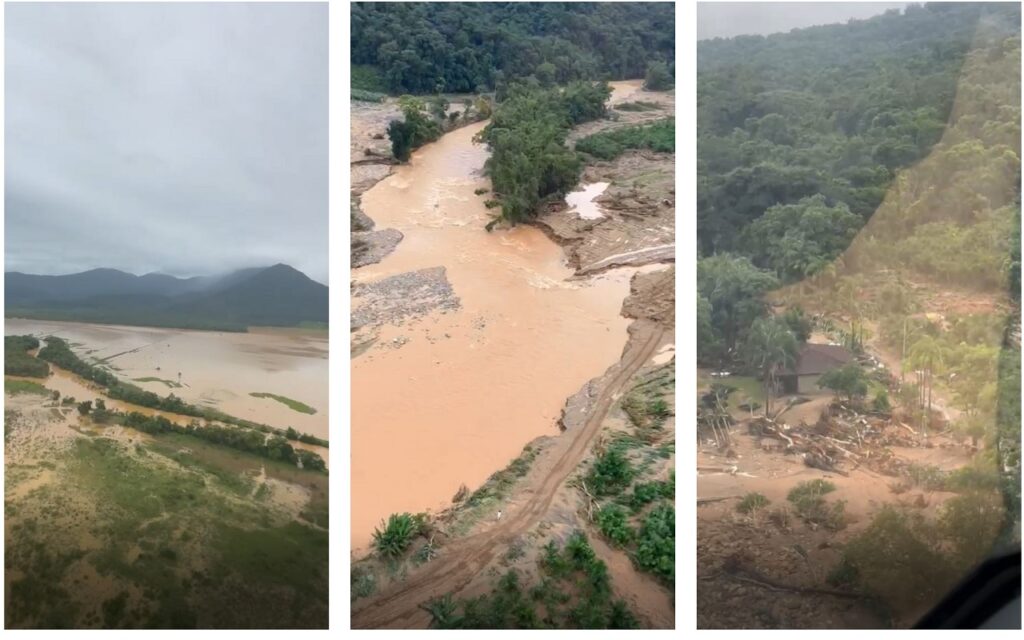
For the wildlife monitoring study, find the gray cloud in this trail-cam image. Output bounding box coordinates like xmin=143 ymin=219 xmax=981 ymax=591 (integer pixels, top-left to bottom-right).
xmin=5 ymin=2 xmax=328 ymax=283
xmin=698 ymin=2 xmax=907 ymax=40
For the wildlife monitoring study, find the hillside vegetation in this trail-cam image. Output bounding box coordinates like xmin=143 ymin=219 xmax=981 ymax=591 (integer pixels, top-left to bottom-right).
xmin=352 ymin=2 xmax=674 ymax=95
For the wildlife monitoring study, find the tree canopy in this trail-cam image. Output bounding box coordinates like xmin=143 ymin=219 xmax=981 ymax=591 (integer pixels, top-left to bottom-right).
xmin=352 ymin=3 xmax=675 ymax=94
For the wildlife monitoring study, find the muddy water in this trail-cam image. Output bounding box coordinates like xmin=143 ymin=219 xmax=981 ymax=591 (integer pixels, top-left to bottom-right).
xmin=352 ymin=118 xmax=639 ymax=550
xmin=5 ymin=319 xmax=328 ymax=440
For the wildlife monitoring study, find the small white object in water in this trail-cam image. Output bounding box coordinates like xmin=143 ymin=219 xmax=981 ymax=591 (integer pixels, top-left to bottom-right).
xmin=565 ymin=182 xmax=609 ymax=220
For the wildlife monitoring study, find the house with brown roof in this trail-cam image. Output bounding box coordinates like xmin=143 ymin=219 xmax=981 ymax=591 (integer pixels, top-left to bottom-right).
xmin=779 ymin=343 xmax=855 ymax=395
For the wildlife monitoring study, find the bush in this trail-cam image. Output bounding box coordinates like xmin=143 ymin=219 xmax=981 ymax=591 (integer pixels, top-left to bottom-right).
xmin=736 ymin=492 xmax=771 ymax=514
xmin=596 ymin=504 xmax=633 ymax=547
xmin=585 ymin=447 xmax=635 ymax=496
xmin=872 ymin=390 xmax=892 ymax=413
xmin=787 ymin=480 xmax=845 ymax=529
xmin=372 ymin=512 xmax=421 ymax=558
xmin=634 ymin=504 xmax=674 ymax=584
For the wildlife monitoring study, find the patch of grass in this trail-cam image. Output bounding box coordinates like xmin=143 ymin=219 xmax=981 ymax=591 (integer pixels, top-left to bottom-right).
xmin=353 ymin=88 xmax=387 ymax=103
xmin=466 ymin=444 xmax=538 ymax=508
xmin=787 ymin=480 xmax=846 ymax=530
xmin=249 ymin=392 xmax=317 ymax=415
xmin=576 ymin=118 xmax=674 ymax=160
xmin=213 ymin=520 xmax=329 ymax=600
xmin=736 ymin=492 xmax=771 ymax=514
xmin=5 ymin=378 xmax=50 ymax=396
xmin=351 ymin=565 xmax=377 ymax=602
xmin=133 ymin=376 xmax=182 ymax=389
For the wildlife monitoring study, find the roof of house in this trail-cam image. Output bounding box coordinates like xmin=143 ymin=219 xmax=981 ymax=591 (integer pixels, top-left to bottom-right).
xmin=784 ymin=343 xmax=854 ymax=376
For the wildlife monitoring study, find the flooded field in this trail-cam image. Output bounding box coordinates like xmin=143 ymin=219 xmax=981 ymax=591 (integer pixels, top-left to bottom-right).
xmin=351 ymin=118 xmax=639 ymax=551
xmin=4 ymin=319 xmax=328 ymax=440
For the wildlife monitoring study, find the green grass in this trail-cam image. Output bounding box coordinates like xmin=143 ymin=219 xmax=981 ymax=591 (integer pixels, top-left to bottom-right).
xmin=249 ymin=392 xmax=317 ymax=415
xmin=576 ymin=118 xmax=674 ymax=160
xmin=133 ymin=376 xmax=183 ymax=389
xmin=5 ymin=378 xmax=50 ymax=396
xmin=6 ymin=431 xmax=329 ymax=628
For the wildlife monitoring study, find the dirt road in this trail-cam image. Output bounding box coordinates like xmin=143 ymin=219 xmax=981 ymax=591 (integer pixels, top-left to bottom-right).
xmin=352 ymin=320 xmax=666 ymax=629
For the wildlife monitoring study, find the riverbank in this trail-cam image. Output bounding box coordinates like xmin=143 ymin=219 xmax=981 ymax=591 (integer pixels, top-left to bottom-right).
xmin=5 ymin=318 xmax=328 ymax=440
xmin=350 ymin=80 xmax=676 ymax=628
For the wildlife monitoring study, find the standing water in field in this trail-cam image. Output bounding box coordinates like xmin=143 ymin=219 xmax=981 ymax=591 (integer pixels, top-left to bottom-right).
xmin=4 ymin=319 xmax=328 ymax=439
xmin=351 ymin=118 xmax=637 ymax=552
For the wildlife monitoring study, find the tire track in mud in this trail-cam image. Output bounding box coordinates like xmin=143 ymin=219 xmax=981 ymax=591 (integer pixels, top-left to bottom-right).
xmin=352 ymin=320 xmax=666 ymax=629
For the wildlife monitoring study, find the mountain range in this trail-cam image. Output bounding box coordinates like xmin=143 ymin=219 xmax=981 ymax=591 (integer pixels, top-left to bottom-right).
xmin=5 ymin=264 xmax=328 ymax=331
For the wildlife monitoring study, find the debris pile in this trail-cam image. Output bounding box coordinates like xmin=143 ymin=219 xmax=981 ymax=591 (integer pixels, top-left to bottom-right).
xmin=748 ymin=401 xmax=932 ymax=477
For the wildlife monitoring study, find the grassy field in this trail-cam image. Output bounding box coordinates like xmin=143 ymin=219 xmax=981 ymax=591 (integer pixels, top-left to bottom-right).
xmin=5 ymin=378 xmax=50 ymax=396
xmin=249 ymin=392 xmax=317 ymax=415
xmin=5 ymin=419 xmax=328 ymax=629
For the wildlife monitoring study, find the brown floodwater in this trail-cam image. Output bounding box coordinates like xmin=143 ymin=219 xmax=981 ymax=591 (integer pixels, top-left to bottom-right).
xmin=4 ymin=319 xmax=328 ymax=440
xmin=351 ymin=87 xmax=647 ymax=551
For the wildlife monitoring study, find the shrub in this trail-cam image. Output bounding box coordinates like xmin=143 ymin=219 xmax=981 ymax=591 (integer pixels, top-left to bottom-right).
xmin=787 ymin=480 xmax=845 ymax=529
xmin=372 ymin=512 xmax=420 ymax=558
xmin=596 ymin=504 xmax=633 ymax=547
xmin=736 ymin=492 xmax=771 ymax=514
xmin=634 ymin=504 xmax=674 ymax=584
xmin=872 ymin=390 xmax=892 ymax=413
xmin=585 ymin=447 xmax=635 ymax=496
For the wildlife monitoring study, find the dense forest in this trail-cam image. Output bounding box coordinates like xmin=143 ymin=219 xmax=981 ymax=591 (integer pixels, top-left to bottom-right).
xmin=698 ymin=2 xmax=1018 ymax=266
xmin=697 ymin=2 xmax=1020 ymax=359
xmin=351 ymin=2 xmax=674 ymax=95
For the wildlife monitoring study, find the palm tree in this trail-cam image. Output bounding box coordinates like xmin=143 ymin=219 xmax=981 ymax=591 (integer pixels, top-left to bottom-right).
xmin=744 ymin=317 xmax=799 ymax=417
xmin=908 ymin=335 xmax=944 ymax=426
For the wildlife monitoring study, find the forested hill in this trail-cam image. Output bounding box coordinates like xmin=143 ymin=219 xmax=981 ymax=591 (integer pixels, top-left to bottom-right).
xmin=697 ymin=2 xmax=1020 ymax=260
xmin=351 ymin=2 xmax=674 ymax=94
xmin=5 ymin=264 xmax=328 ymax=331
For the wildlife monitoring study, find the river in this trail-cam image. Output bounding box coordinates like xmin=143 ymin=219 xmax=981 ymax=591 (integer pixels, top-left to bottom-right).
xmin=4 ymin=318 xmax=328 ymax=440
xmin=351 ymin=84 xmax=646 ymax=552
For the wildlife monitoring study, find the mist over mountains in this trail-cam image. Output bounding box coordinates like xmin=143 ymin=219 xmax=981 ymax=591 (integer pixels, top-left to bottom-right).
xmin=5 ymin=263 xmax=328 ymax=331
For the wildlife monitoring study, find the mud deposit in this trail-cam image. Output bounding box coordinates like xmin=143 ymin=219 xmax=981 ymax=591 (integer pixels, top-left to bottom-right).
xmin=5 ymin=319 xmax=328 ymax=440
xmin=351 ymin=120 xmax=638 ymax=551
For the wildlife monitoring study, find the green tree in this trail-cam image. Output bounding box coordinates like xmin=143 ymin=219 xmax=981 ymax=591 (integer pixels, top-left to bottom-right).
xmin=643 ymin=61 xmax=673 ymax=91
xmin=743 ymin=317 xmax=798 ymax=416
xmin=818 ymin=362 xmax=870 ymax=404
xmin=697 ymin=254 xmax=778 ymax=354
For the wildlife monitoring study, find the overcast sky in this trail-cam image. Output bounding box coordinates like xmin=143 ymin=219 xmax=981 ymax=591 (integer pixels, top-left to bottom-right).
xmin=5 ymin=3 xmax=328 ymax=283
xmin=698 ymin=2 xmax=907 ymax=40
